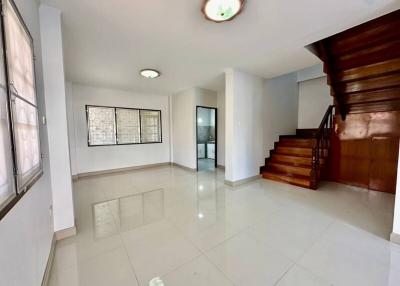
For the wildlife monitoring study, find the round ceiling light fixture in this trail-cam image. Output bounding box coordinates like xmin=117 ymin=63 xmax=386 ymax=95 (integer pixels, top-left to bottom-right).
xmin=202 ymin=0 xmax=245 ymax=23
xmin=140 ymin=69 xmax=161 ymax=79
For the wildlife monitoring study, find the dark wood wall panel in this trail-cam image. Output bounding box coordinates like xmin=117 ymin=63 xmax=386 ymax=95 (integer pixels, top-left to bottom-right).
xmin=369 ymin=137 xmax=399 ymax=193
xmin=330 ymin=112 xmax=400 ymax=193
xmin=330 ymin=138 xmax=371 ymax=188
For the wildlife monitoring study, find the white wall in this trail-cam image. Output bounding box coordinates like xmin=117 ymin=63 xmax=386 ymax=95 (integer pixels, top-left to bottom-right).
xmin=40 ymin=5 xmax=75 ymax=233
xmin=297 ymin=64 xmax=325 ymax=82
xmin=67 ymin=83 xmax=171 ymax=174
xmin=225 ymin=69 xmax=265 ymax=182
xmin=172 ymin=88 xmax=196 ymax=169
xmin=0 ymin=0 xmax=54 ymax=285
xmin=66 ymin=82 xmax=78 ymax=175
xmin=217 ymin=90 xmax=225 ymax=167
xmin=225 ymin=69 xmax=299 ymax=183
xmin=195 ymin=88 xmax=218 ymax=107
xmin=264 ymin=73 xmax=299 ymax=157
xmin=298 ymin=77 xmax=332 ymax=129
xmin=392 ymin=141 xmax=400 ymax=241
xmin=171 ymin=87 xmax=217 ymax=169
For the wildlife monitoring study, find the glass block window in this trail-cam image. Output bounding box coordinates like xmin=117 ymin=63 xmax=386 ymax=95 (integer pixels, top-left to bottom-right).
xmin=87 ymin=106 xmax=116 ymax=146
xmin=140 ymin=110 xmax=161 ymax=143
xmin=116 ymin=108 xmax=140 ymax=144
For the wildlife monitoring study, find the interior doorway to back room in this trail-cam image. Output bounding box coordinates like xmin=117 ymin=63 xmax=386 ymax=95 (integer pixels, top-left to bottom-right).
xmin=196 ymin=106 xmax=217 ymax=171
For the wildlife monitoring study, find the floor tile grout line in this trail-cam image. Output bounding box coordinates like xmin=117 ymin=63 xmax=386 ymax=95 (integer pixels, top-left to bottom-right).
xmin=158 ymin=253 xmax=204 ymax=282
xmin=119 ymin=218 xmax=204 ymax=285
xmin=272 ymin=261 xmax=297 ymax=286
xmin=166 ymin=219 xmax=239 ymax=286
xmin=292 ymin=218 xmax=337 ymax=264
xmin=289 ymin=219 xmax=338 ymax=286
xmin=118 ymin=233 xmax=142 ymax=286
xmin=293 ymin=263 xmax=335 ymax=286
xmin=102 ymin=193 xmax=142 ymax=286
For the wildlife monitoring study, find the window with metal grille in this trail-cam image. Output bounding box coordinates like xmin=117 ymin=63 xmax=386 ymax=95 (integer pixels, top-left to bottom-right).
xmin=140 ymin=110 xmax=161 ymax=143
xmin=1 ymin=0 xmax=42 ymax=219
xmin=86 ymin=105 xmax=162 ymax=146
xmin=116 ymin=108 xmax=140 ymax=144
xmin=87 ymin=106 xmax=116 ymax=146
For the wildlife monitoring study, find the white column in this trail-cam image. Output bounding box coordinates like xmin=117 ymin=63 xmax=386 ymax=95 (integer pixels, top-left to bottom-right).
xmin=224 ymin=69 xmax=265 ymax=185
xmin=391 ymin=140 xmax=400 ymax=245
xmin=39 ymin=5 xmax=75 ymax=235
xmin=225 ymin=69 xmax=235 ymax=182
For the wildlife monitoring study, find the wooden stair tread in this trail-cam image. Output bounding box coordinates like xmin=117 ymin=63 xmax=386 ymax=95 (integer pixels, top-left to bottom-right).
xmin=270 ymin=154 xmax=313 ymax=166
xmin=266 ymin=165 xmax=311 ymax=177
xmin=278 ymin=140 xmax=316 ymax=148
xmin=268 ymin=161 xmax=312 ymax=170
xmin=262 ymin=128 xmax=331 ymax=190
xmin=275 ymin=146 xmax=313 ymax=157
xmin=273 ymin=152 xmax=312 ymax=158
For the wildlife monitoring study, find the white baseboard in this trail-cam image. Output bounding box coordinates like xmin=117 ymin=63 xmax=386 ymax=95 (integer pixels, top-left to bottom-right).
xmin=171 ymin=162 xmax=197 ymax=172
xmin=73 ymin=162 xmax=172 ymax=180
xmin=41 ymin=234 xmax=56 ymax=286
xmin=55 ymin=226 xmax=77 ymax=241
xmin=225 ymin=174 xmax=261 ymax=187
xmin=391 ymin=232 xmax=400 ymax=245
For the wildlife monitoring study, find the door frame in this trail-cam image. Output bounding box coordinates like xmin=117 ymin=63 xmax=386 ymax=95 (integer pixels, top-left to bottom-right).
xmin=196 ymin=106 xmax=218 ymax=171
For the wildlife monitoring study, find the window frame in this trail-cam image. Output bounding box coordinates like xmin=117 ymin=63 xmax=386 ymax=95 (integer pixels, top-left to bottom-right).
xmin=85 ymin=104 xmax=163 ymax=147
xmin=86 ymin=105 xmax=117 ymax=146
xmin=115 ymin=107 xmax=141 ymax=145
xmin=0 ymin=0 xmax=43 ymax=220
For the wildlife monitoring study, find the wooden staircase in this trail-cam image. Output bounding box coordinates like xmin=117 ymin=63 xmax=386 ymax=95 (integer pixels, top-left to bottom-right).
xmin=307 ymin=9 xmax=400 ymax=119
xmin=261 ymin=134 xmax=317 ymax=189
xmin=261 ymin=106 xmax=335 ymax=190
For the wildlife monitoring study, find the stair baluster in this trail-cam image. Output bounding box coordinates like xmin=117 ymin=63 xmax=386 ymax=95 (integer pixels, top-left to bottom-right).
xmin=310 ymin=105 xmax=335 ymax=189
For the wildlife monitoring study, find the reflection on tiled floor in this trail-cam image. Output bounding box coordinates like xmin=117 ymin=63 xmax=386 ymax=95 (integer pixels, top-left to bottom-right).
xmin=198 ymin=158 xmax=215 ymax=171
xmin=49 ymin=166 xmax=400 ymax=286
xmin=92 ymin=189 xmax=165 ymax=238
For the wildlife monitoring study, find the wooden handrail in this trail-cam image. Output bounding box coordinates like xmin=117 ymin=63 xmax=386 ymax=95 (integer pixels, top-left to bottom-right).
xmin=316 ymin=105 xmax=335 ymax=136
xmin=310 ymin=105 xmax=335 ymax=189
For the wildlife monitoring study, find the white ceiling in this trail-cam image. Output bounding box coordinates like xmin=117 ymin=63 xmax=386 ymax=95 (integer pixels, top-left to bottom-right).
xmin=40 ymin=0 xmax=400 ymax=94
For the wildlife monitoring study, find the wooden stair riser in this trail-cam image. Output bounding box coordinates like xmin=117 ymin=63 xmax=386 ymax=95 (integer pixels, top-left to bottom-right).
xmin=267 ymin=163 xmax=311 ymax=177
xmin=296 ymin=129 xmax=318 ymax=138
xmin=262 ymin=172 xmax=311 ymax=188
xmin=262 ymin=127 xmax=332 ymax=190
xmin=278 ymin=138 xmax=316 ymax=148
xmin=275 ymin=146 xmax=313 ymax=157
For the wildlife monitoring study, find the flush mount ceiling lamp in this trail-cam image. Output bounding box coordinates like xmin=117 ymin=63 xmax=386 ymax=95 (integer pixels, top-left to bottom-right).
xmin=202 ymin=0 xmax=245 ymax=23
xmin=140 ymin=69 xmax=161 ymax=79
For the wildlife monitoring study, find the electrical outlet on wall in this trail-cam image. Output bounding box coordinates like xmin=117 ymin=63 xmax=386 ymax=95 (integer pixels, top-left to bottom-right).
xmin=42 ymin=116 xmax=47 ymax=125
xmin=49 ymin=204 xmax=53 ymax=217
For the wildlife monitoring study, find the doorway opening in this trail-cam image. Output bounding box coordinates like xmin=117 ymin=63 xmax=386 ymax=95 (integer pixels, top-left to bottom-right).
xmin=196 ymin=106 xmax=217 ymax=171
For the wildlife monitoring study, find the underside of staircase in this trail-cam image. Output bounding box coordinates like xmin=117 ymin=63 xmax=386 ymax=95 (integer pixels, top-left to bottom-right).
xmin=260 ymin=129 xmax=327 ymax=190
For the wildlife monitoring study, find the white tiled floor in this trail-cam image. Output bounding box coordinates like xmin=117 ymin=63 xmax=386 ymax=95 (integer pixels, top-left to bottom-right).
xmin=49 ymin=166 xmax=400 ymax=286
xmin=197 ymin=158 xmax=215 ymax=171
